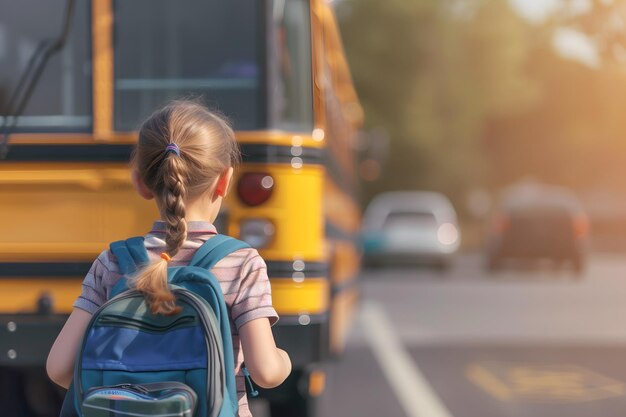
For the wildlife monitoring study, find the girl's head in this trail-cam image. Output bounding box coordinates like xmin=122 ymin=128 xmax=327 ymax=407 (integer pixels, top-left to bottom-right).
xmin=131 ymin=100 xmax=240 ymax=315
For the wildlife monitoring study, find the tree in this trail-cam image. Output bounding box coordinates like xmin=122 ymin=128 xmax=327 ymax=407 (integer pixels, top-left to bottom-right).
xmin=557 ymin=0 xmax=626 ymax=64
xmin=338 ymin=0 xmax=536 ymax=207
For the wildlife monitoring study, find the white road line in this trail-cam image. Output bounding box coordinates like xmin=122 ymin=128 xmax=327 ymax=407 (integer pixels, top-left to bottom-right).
xmin=360 ymin=302 xmax=454 ymax=417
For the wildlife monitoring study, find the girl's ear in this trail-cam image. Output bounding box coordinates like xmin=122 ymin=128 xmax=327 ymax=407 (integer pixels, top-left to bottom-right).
xmin=215 ymin=167 xmax=234 ymax=198
xmin=131 ymin=169 xmax=154 ymax=200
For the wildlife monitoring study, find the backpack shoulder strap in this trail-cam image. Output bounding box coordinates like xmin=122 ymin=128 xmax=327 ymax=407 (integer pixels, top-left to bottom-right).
xmin=125 ymin=236 xmax=150 ymax=266
xmin=109 ymin=236 xmax=149 ymax=274
xmin=184 ymin=234 xmax=248 ymax=416
xmin=109 ymin=237 xmax=149 ymax=296
xmin=190 ymin=234 xmax=250 ymax=269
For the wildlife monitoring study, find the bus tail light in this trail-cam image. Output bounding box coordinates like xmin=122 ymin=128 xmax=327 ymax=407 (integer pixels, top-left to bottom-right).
xmin=237 ymin=173 xmax=274 ymax=206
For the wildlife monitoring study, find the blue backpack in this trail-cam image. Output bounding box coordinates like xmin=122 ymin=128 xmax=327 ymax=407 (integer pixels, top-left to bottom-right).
xmin=61 ymin=235 xmax=252 ymax=417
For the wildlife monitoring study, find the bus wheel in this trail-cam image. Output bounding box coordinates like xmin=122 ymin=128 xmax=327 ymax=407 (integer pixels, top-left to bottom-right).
xmin=269 ymin=395 xmax=317 ymax=417
xmin=0 ymin=367 xmax=27 ymax=417
xmin=264 ymin=368 xmax=323 ymax=417
xmin=0 ymin=366 xmax=63 ymax=417
xmin=23 ymin=367 xmax=64 ymax=417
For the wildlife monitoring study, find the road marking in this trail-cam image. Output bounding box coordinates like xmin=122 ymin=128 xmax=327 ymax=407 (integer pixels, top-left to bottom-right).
xmin=360 ymin=302 xmax=454 ymax=417
xmin=467 ymin=362 xmax=625 ymax=402
xmin=466 ymin=364 xmax=513 ymax=401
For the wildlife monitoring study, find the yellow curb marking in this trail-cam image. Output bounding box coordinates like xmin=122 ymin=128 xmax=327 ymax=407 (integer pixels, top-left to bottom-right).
xmin=467 ymin=362 xmax=625 ymax=403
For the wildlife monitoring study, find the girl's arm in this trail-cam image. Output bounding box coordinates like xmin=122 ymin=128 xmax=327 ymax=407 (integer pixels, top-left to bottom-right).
xmin=239 ymin=317 xmax=292 ymax=388
xmin=46 ymin=308 xmax=92 ymax=388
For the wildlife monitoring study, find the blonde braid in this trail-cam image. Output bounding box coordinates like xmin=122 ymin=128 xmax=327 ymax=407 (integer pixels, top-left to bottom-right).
xmin=133 ymin=152 xmax=187 ymax=316
xmin=162 ymin=154 xmax=188 ymax=257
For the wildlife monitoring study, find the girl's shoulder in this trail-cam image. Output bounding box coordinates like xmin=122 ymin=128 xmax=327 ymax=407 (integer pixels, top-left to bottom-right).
xmin=92 ymin=248 xmax=122 ymax=275
xmin=88 ymin=249 xmax=124 ymax=292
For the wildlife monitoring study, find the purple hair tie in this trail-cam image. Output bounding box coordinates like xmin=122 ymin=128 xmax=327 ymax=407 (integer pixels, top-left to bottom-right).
xmin=165 ymin=143 xmax=180 ymax=157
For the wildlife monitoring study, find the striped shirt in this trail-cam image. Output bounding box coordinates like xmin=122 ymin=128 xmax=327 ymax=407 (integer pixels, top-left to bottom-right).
xmin=74 ymin=221 xmax=279 ymax=417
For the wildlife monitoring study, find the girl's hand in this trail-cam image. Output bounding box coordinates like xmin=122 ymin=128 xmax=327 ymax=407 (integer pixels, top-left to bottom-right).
xmin=239 ymin=317 xmax=292 ymax=388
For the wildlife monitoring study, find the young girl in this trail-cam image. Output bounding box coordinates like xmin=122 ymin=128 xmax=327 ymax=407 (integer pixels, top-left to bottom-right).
xmin=46 ymin=100 xmax=292 ymax=417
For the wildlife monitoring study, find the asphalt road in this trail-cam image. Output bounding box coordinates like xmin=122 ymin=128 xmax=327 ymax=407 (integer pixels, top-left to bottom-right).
xmin=310 ymin=252 xmax=626 ymax=417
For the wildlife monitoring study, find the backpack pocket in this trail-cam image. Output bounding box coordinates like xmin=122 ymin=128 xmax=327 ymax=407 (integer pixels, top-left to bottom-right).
xmin=82 ymin=381 xmax=197 ymax=417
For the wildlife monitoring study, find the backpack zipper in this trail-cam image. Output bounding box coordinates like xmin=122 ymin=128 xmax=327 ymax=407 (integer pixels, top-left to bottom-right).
xmin=83 ymin=381 xmax=197 ymax=416
xmin=96 ymin=314 xmax=195 ymax=333
xmin=241 ymin=367 xmax=259 ymax=397
xmin=85 ymin=381 xmax=196 ymax=398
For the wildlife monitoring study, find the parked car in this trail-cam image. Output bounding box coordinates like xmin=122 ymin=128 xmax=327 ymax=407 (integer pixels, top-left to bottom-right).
xmin=485 ymin=184 xmax=589 ymax=275
xmin=361 ymin=191 xmax=461 ymax=268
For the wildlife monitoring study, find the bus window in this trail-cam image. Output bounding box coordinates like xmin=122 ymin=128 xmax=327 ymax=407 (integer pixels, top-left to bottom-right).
xmin=0 ymin=0 xmax=91 ymax=132
xmin=270 ymin=0 xmax=314 ymax=131
xmin=113 ymin=0 xmax=263 ymax=131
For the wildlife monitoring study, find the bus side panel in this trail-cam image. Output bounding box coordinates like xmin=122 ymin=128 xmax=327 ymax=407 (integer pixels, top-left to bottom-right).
xmin=228 ymin=162 xmax=330 ymax=367
xmin=0 ymin=163 xmax=157 ymax=264
xmin=0 ymin=162 xmax=158 ymax=368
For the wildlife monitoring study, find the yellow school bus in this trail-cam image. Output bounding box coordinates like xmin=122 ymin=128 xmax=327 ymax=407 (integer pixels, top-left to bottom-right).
xmin=0 ymin=1 xmax=362 ymax=415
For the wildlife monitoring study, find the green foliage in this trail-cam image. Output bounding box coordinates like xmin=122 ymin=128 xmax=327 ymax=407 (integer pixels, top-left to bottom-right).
xmin=558 ymin=0 xmax=626 ymax=64
xmin=484 ymin=0 xmax=626 ymax=191
xmin=340 ymin=0 xmax=626 ymax=212
xmin=484 ymin=40 xmax=626 ymax=190
xmin=338 ymin=0 xmax=536 ymax=205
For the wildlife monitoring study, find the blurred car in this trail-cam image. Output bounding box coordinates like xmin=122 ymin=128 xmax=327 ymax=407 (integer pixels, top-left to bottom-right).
xmin=361 ymin=191 xmax=461 ymax=268
xmin=485 ymin=184 xmax=589 ymax=274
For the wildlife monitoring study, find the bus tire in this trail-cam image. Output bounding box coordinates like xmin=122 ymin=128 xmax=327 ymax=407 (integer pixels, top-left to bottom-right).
xmin=269 ymin=395 xmax=318 ymax=417
xmin=259 ymin=368 xmax=321 ymax=417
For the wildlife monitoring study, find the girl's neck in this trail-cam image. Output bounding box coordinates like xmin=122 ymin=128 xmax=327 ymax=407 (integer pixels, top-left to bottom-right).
xmin=158 ymin=194 xmax=223 ymax=224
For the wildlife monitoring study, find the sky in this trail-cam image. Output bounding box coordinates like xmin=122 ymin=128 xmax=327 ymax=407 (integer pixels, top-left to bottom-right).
xmin=508 ymin=0 xmax=562 ymax=22
xmin=509 ymin=0 xmax=600 ymax=67
xmin=508 ymin=0 xmax=593 ymax=22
